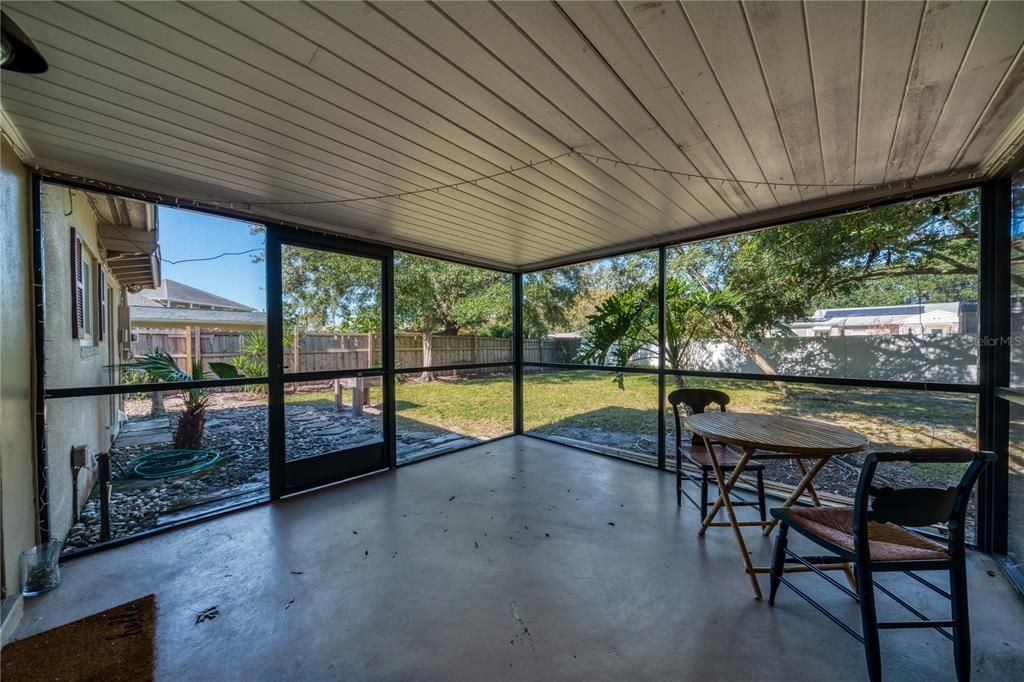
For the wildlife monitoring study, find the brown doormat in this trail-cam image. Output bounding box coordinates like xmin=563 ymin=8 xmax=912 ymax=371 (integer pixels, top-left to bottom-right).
xmin=1 ymin=594 xmax=156 ymax=682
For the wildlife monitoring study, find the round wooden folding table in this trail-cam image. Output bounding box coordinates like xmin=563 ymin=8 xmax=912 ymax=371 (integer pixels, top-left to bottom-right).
xmin=685 ymin=412 xmax=868 ymax=599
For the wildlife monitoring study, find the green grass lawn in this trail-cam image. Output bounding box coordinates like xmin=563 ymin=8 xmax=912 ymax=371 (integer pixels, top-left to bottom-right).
xmin=281 ymin=370 xmax=976 ymax=483
xmin=523 ymin=371 xmax=974 ymax=445
xmin=523 ymin=371 xmax=660 ymax=435
xmin=284 ymin=375 xmax=514 ymax=438
xmin=283 ymin=371 xmax=976 ymax=450
xmin=521 ymin=371 xmax=978 ymax=488
xmin=396 ymin=374 xmax=513 ymax=437
xmin=679 ymin=376 xmax=976 ymax=450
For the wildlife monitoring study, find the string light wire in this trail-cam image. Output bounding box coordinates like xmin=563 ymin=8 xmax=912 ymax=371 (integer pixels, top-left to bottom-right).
xmin=44 ymin=145 xmax=964 ymax=216
xmin=235 ymin=149 xmax=914 ymax=208
xmin=193 ymin=148 xmax=944 ymax=210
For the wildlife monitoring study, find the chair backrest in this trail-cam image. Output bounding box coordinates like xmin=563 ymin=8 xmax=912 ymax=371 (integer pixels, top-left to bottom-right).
xmin=668 ymin=388 xmax=730 ymax=449
xmin=852 ymin=448 xmax=996 ymax=558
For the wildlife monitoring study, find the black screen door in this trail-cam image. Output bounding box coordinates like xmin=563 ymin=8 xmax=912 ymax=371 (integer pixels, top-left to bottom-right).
xmin=268 ymin=229 xmax=393 ymax=495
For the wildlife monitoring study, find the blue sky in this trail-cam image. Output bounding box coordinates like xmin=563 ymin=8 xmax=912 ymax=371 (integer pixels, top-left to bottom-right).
xmin=157 ymin=207 xmax=266 ymax=311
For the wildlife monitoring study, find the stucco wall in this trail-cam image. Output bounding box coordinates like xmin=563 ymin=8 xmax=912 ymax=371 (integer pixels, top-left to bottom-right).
xmin=690 ymin=334 xmax=979 ymax=384
xmin=41 ymin=185 xmax=126 ymax=541
xmin=0 ymin=136 xmax=37 ymax=597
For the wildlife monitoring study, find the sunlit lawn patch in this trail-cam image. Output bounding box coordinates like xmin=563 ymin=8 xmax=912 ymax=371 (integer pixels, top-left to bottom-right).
xmin=282 ymin=371 xmax=975 ymax=486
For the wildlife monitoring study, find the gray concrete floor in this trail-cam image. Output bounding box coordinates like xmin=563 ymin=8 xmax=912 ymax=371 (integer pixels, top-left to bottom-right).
xmin=15 ymin=437 xmax=1024 ymax=681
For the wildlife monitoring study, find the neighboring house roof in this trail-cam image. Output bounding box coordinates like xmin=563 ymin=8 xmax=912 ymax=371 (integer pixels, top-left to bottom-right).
xmin=790 ymin=304 xmax=964 ymax=331
xmin=127 ymin=292 xmax=162 ymax=307
xmin=798 ymin=313 xmax=958 ymax=330
xmin=820 ymin=304 xmax=927 ymax=320
xmin=900 ymin=310 xmax=959 ymax=324
xmin=129 ymin=306 xmax=266 ymax=331
xmin=816 ymin=302 xmax=962 ymax=321
xmin=135 ymin=279 xmax=253 ymax=311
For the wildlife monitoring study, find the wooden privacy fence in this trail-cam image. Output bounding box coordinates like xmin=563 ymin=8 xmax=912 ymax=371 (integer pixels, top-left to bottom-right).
xmin=132 ymin=329 xmax=975 ymax=383
xmin=132 ymin=330 xmax=573 ymax=375
xmin=296 ymin=332 xmax=517 ymax=373
xmin=133 ymin=330 xmax=243 ymax=372
xmin=522 ymin=338 xmax=581 ymax=363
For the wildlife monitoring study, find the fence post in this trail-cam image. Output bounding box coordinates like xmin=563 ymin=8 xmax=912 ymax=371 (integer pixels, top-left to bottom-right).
xmin=352 ymin=378 xmax=365 ymax=417
xmin=291 ymin=327 xmax=300 ymax=393
xmin=184 ymin=325 xmax=193 ymax=369
xmin=194 ymin=326 xmax=202 ymax=370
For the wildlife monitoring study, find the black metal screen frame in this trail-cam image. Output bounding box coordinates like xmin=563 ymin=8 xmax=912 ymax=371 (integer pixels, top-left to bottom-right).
xmin=977 ymin=178 xmax=1012 ymax=555
xmin=388 ymin=257 xmax=517 ymax=467
xmin=267 ymin=226 xmax=395 ymax=497
xmin=518 ymin=183 xmax=997 ymax=550
xmin=392 ymin=364 xmax=517 ymax=468
xmin=31 ymin=171 xmax=1013 ymax=566
xmin=986 ymin=168 xmax=1022 ymax=595
xmin=37 ymin=170 xmax=520 ymax=557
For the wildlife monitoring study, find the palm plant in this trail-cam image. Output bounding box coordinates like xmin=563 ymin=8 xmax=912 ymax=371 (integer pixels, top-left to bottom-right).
xmin=241 ymin=330 xmax=268 ymax=357
xmin=119 ymin=350 xmax=237 ymax=449
xmin=576 ymin=279 xmax=741 ymax=389
xmin=229 ymin=331 xmax=269 ymax=394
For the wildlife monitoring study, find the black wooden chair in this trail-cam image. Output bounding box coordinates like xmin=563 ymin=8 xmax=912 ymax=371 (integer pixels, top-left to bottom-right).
xmin=668 ymin=388 xmax=766 ymax=521
xmin=768 ymin=448 xmax=995 ymax=682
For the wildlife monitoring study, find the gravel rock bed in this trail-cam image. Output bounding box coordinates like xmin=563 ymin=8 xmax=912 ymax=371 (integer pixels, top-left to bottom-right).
xmin=64 ymin=394 xmax=976 ymax=551
xmin=64 ymin=392 xmax=450 ymax=550
xmin=284 ymin=404 xmax=384 ymax=460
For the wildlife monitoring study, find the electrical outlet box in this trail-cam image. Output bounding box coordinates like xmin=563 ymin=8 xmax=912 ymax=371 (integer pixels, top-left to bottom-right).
xmin=71 ymin=445 xmax=89 ymax=468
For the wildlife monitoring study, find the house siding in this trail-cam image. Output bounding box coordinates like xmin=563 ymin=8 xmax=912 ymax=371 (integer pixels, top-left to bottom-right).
xmin=0 ymin=136 xmax=38 ymax=598
xmin=41 ymin=185 xmax=127 ymax=542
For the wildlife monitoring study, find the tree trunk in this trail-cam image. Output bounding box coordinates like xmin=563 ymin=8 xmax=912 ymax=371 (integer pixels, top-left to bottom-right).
xmin=150 ymin=390 xmax=166 ymax=417
xmin=665 ymin=333 xmax=693 ymax=390
xmin=712 ymin=314 xmax=791 ymax=398
xmin=731 ymin=334 xmax=791 ymax=398
xmin=680 ymin=265 xmax=792 ymax=398
xmin=173 ymin=403 xmax=206 ymax=450
xmin=420 ymin=329 xmax=435 ymax=382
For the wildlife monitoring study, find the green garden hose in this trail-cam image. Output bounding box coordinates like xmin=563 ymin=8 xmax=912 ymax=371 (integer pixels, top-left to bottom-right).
xmin=127 ymin=444 xmax=256 ymax=479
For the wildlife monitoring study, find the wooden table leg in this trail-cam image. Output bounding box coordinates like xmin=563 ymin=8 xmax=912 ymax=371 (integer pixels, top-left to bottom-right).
xmin=701 ymin=444 xmax=763 ymax=599
xmin=795 ymin=458 xmax=822 ymax=506
xmin=699 ymin=445 xmax=755 ymax=535
xmin=762 ymin=456 xmax=831 ymax=536
xmin=842 ymin=562 xmax=858 ymax=592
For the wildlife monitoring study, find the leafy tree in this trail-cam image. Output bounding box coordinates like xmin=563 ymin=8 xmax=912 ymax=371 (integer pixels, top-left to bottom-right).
xmin=256 ymin=240 xmax=516 ymax=380
xmin=576 ymin=278 xmax=739 ymax=388
xmin=279 ymin=245 xmax=381 ymax=332
xmin=582 ymin=190 xmax=979 ymax=397
xmin=248 ymin=226 xmax=380 ymax=333
xmin=521 ymin=265 xmax=591 ymax=339
xmin=815 ymin=274 xmax=977 ymax=309
xmin=733 ymin=190 xmax=979 ymax=317
xmin=393 ymin=253 xmax=511 ymax=379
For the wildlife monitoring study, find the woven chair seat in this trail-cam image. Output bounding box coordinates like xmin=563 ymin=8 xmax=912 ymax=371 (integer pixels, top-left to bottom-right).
xmin=780 ymin=506 xmax=950 ymax=562
xmin=678 ymin=444 xmax=764 ymax=471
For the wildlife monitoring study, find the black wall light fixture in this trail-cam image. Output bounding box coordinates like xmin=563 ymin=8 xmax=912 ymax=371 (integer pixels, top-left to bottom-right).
xmin=1 ymin=12 xmax=47 ymax=74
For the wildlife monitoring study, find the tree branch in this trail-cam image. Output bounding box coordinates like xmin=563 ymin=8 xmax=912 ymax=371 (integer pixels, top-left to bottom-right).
xmin=831 ymin=267 xmax=972 ymax=288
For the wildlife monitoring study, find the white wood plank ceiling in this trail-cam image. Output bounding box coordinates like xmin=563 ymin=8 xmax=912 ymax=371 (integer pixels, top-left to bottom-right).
xmin=3 ymin=1 xmax=1023 ymax=270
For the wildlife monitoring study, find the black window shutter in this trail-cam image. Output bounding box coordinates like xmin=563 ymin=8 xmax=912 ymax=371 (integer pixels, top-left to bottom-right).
xmin=97 ymin=263 xmax=106 ymax=341
xmin=71 ymin=227 xmax=84 ymax=339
